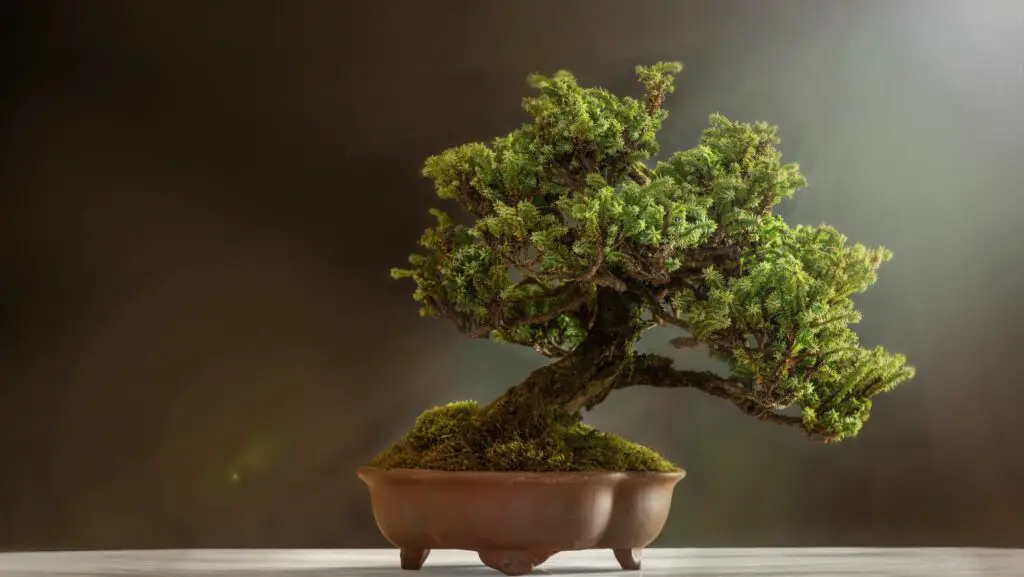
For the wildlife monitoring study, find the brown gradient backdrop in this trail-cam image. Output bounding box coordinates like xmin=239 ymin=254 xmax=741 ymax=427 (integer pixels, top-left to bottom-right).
xmin=1 ymin=0 xmax=1022 ymax=550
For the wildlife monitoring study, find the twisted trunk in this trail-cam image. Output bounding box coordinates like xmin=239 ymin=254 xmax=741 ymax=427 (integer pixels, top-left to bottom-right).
xmin=477 ymin=286 xmax=646 ymax=437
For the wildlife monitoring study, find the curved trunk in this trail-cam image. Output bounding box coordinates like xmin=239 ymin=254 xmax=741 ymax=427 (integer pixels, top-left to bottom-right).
xmin=478 ymin=287 xmax=646 ymax=437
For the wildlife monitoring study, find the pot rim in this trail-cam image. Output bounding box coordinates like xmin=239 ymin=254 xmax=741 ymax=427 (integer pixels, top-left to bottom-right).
xmin=357 ymin=465 xmax=686 ymax=482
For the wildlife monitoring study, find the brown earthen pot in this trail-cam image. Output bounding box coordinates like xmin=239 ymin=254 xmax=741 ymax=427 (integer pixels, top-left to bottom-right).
xmin=357 ymin=466 xmax=686 ymax=576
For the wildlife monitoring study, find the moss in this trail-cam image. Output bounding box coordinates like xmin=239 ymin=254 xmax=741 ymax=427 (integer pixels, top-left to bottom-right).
xmin=371 ymin=400 xmax=679 ymax=473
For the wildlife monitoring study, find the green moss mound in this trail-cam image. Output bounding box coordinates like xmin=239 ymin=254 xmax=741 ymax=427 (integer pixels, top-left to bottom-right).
xmin=371 ymin=400 xmax=679 ymax=473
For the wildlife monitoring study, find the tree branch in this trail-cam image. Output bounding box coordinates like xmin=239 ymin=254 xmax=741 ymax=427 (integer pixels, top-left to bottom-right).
xmin=622 ymin=354 xmax=807 ymax=431
xmin=669 ymin=336 xmax=698 ymax=348
xmin=640 ymin=289 xmax=690 ymax=330
xmin=579 ymin=232 xmax=628 ymax=292
xmin=466 ymin=283 xmax=592 ymax=338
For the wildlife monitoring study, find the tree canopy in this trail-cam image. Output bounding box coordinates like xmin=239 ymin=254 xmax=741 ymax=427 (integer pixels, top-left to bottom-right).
xmin=392 ymin=62 xmax=915 ymax=443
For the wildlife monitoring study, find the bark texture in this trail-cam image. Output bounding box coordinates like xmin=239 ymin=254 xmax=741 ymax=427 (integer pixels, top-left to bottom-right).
xmin=476 ymin=286 xmax=646 ymax=438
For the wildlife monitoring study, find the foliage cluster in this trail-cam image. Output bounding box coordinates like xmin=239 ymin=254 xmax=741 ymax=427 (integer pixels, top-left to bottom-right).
xmin=392 ymin=62 xmax=914 ymax=447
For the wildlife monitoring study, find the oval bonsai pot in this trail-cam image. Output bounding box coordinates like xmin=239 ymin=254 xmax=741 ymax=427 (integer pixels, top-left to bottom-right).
xmin=357 ymin=466 xmax=685 ymax=576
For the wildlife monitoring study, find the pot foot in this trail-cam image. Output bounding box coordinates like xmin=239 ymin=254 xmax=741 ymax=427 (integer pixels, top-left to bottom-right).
xmin=478 ymin=549 xmax=554 ymax=576
xmin=399 ymin=548 xmax=430 ymax=570
xmin=613 ymin=548 xmax=642 ymax=570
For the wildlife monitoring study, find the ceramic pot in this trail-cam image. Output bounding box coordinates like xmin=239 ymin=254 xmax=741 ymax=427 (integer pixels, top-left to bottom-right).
xmin=357 ymin=466 xmax=685 ymax=576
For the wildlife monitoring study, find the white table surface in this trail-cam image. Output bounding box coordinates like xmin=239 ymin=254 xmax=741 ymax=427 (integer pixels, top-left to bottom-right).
xmin=0 ymin=548 xmax=1021 ymax=576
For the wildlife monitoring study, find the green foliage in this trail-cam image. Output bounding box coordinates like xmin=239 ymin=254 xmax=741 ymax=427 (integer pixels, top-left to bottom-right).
xmin=372 ymin=401 xmax=678 ymax=472
xmin=656 ymin=113 xmax=807 ymax=239
xmin=393 ymin=62 xmax=915 ymax=443
xmin=677 ymin=225 xmax=915 ymax=440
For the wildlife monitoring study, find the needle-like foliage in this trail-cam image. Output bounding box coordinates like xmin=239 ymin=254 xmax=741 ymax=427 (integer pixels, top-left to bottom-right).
xmin=392 ymin=62 xmax=914 ymax=445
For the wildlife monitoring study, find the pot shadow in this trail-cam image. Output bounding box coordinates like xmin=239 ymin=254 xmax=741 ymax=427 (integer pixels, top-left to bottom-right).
xmin=63 ymin=568 xmax=885 ymax=577
xmin=57 ymin=563 xmax=893 ymax=577
xmin=276 ymin=569 xmax=878 ymax=577
xmin=106 ymin=566 xmax=643 ymax=576
xmin=344 ymin=567 xmax=615 ymax=576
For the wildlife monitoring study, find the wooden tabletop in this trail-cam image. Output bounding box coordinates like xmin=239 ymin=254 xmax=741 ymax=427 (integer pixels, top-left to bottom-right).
xmin=0 ymin=548 xmax=1020 ymax=576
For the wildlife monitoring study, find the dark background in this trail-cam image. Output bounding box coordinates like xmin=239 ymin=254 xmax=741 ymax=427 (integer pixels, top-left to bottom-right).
xmin=1 ymin=0 xmax=1022 ymax=550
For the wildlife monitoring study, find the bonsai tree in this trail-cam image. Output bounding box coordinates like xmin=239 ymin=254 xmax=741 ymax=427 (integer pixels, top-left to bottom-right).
xmin=376 ymin=62 xmax=915 ymax=473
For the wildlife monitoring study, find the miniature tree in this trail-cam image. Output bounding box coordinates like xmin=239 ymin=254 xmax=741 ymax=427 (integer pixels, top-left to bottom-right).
xmin=379 ymin=62 xmax=915 ymax=472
